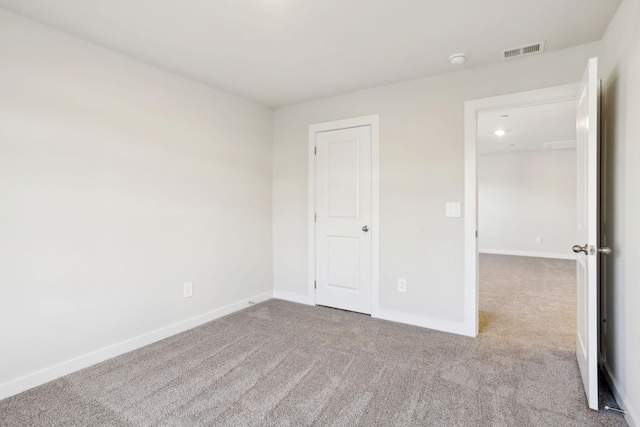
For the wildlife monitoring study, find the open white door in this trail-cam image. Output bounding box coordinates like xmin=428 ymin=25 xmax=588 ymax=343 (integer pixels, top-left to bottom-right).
xmin=573 ymin=57 xmax=603 ymax=411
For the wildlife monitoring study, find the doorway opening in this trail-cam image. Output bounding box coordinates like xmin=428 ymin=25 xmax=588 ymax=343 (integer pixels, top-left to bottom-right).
xmin=463 ymin=83 xmax=580 ymax=337
xmin=464 ymin=63 xmax=615 ymax=412
xmin=477 ymin=100 xmax=578 ymax=338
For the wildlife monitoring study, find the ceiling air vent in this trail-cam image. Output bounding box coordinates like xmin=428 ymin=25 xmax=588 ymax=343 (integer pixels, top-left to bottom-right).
xmin=502 ymin=41 xmax=546 ymax=60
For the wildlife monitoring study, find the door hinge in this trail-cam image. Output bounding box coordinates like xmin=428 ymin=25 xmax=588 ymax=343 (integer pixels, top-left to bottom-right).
xmin=314 ymin=146 xmax=317 ymax=155
xmin=314 ymin=281 xmax=316 ymax=289
xmin=475 ymin=230 xmax=478 ymax=238
xmin=314 ymin=213 xmax=316 ymax=222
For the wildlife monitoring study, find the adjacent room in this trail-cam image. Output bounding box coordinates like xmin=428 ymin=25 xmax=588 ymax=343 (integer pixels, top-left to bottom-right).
xmin=478 ymin=101 xmax=578 ymax=261
xmin=477 ymin=100 xmax=579 ymax=340
xmin=1 ymin=0 xmax=639 ymax=426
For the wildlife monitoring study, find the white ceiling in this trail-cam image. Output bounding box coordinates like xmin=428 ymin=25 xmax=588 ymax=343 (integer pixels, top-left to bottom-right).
xmin=477 ymin=100 xmax=577 ymax=154
xmin=0 ymin=0 xmax=621 ymax=107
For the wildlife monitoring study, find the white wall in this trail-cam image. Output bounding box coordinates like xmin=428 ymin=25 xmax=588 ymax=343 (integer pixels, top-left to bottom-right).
xmin=272 ymin=42 xmax=600 ymax=327
xmin=0 ymin=9 xmax=273 ymax=396
xmin=600 ymin=0 xmax=640 ymax=424
xmin=3 ymin=2 xmax=636 ymax=415
xmin=478 ymin=149 xmax=577 ymax=259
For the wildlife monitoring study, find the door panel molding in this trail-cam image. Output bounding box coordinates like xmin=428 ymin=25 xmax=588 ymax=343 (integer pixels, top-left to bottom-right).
xmin=308 ymin=115 xmax=379 ymax=315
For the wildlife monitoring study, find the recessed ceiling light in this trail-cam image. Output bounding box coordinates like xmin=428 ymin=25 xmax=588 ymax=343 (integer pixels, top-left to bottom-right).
xmin=449 ymin=53 xmax=466 ymax=65
xmin=494 ymin=129 xmax=506 ymax=137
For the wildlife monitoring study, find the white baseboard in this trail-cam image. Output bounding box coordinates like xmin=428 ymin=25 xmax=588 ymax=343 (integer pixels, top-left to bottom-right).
xmin=602 ymin=360 xmax=639 ymax=427
xmin=479 ymin=249 xmax=575 ymax=260
xmin=373 ymin=309 xmax=472 ymax=337
xmin=0 ymin=290 xmax=274 ymax=401
xmin=273 ymin=290 xmax=315 ymax=306
xmin=273 ymin=291 xmax=472 ymax=337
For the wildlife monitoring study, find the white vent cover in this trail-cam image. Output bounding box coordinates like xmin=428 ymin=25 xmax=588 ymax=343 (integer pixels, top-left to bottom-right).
xmin=502 ymin=41 xmax=546 ymax=60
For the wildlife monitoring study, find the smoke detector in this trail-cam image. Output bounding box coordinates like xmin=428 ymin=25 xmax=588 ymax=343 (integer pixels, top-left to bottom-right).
xmin=502 ymin=41 xmax=546 ymax=60
xmin=449 ymin=53 xmax=466 ymax=65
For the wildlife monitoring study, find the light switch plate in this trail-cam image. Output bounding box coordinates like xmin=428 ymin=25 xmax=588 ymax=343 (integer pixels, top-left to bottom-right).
xmin=446 ymin=202 xmax=461 ymax=218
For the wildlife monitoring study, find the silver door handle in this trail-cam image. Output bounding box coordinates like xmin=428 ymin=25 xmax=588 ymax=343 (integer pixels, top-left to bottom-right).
xmin=572 ymin=244 xmax=588 ymax=254
xmin=599 ymin=247 xmax=612 ymax=255
xmin=362 ymin=225 xmax=369 ymax=232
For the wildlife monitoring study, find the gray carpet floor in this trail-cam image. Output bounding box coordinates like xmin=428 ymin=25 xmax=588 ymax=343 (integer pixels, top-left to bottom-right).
xmin=0 ymin=255 xmax=627 ymax=426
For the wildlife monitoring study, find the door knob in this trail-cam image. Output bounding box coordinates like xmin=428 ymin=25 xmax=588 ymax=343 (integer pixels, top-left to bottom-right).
xmin=599 ymin=247 xmax=612 ymax=255
xmin=362 ymin=225 xmax=369 ymax=232
xmin=572 ymin=244 xmax=588 ymax=254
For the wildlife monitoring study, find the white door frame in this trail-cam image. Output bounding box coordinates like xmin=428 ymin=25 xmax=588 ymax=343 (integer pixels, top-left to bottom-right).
xmin=463 ymin=84 xmax=579 ymax=336
xmin=308 ymin=115 xmax=380 ymax=314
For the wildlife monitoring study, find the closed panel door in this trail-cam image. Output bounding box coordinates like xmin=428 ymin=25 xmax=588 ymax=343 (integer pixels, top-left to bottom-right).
xmin=315 ymin=126 xmax=372 ymax=314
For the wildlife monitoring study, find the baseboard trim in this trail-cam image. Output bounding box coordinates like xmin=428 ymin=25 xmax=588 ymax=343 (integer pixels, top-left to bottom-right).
xmin=479 ymin=249 xmax=575 ymax=260
xmin=272 ymin=292 xmax=472 ymax=337
xmin=373 ymin=309 xmax=472 ymax=337
xmin=602 ymin=360 xmax=639 ymax=427
xmin=0 ymin=290 xmax=274 ymax=401
xmin=273 ymin=290 xmax=315 ymax=306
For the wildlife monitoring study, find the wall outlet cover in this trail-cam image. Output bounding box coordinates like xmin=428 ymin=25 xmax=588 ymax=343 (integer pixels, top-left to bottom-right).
xmin=183 ymin=282 xmax=193 ymax=298
xmin=398 ymin=278 xmax=407 ymax=293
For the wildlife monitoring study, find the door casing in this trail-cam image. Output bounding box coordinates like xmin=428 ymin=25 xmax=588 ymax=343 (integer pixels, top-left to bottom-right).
xmin=308 ymin=115 xmax=380 ymax=314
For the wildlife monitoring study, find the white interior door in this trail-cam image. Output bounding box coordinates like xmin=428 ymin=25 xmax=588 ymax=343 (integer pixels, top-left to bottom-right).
xmin=574 ymin=57 xmax=600 ymax=411
xmin=315 ymin=125 xmax=372 ymax=314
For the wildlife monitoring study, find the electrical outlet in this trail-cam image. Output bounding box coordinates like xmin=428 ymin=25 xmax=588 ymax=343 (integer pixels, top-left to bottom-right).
xmin=536 ymin=237 xmax=542 ymax=244
xmin=183 ymin=282 xmax=193 ymax=298
xmin=398 ymin=278 xmax=407 ymax=293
